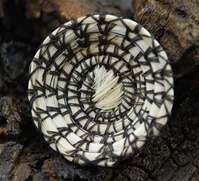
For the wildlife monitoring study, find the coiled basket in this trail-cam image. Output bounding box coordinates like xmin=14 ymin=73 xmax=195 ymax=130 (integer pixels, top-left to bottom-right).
xmin=28 ymin=14 xmax=174 ymax=167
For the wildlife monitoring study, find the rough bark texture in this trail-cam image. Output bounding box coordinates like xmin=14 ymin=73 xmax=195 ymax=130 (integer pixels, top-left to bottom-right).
xmin=133 ymin=0 xmax=199 ymax=78
xmin=0 ymin=0 xmax=198 ymax=180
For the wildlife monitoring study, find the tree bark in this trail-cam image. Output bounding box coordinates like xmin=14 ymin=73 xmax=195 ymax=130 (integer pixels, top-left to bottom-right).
xmin=133 ymin=0 xmax=199 ymax=78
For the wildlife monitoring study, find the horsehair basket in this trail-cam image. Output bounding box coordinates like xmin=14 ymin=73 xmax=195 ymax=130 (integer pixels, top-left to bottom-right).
xmin=28 ymin=14 xmax=174 ymax=167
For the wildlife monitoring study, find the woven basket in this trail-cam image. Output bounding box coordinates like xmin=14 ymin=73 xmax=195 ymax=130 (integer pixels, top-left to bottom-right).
xmin=28 ymin=14 xmax=174 ymax=167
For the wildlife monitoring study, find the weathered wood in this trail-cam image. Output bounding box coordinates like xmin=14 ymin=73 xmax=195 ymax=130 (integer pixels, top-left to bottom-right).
xmin=133 ymin=0 xmax=199 ymax=78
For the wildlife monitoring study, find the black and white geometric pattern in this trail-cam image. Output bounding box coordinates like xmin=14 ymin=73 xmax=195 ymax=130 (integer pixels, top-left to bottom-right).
xmin=28 ymin=14 xmax=174 ymax=167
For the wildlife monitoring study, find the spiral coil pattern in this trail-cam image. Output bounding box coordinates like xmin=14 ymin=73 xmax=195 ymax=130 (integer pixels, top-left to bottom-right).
xmin=28 ymin=15 xmax=174 ymax=167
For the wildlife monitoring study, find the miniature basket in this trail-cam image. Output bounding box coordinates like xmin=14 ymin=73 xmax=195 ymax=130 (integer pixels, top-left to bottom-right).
xmin=28 ymin=14 xmax=174 ymax=167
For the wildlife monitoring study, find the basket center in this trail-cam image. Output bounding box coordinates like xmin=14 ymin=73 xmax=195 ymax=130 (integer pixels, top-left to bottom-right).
xmin=92 ymin=66 xmax=123 ymax=111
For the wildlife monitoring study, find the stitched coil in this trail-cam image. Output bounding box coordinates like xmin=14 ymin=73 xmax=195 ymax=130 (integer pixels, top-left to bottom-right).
xmin=28 ymin=14 xmax=174 ymax=167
